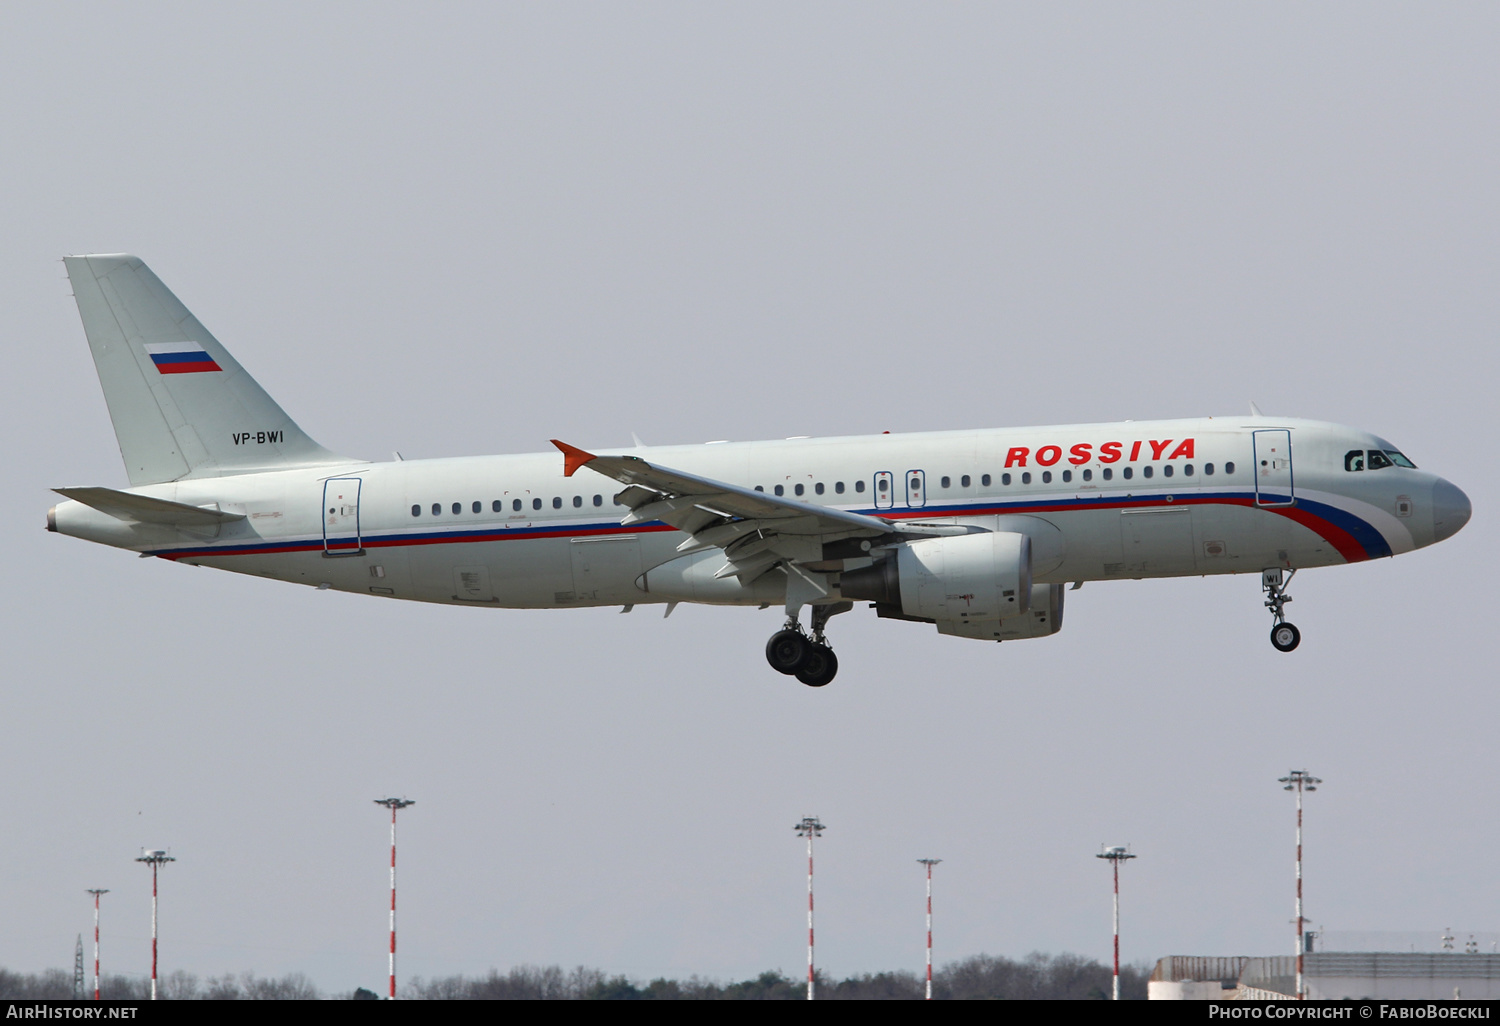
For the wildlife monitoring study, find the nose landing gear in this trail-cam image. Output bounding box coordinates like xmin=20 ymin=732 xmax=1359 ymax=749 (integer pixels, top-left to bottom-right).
xmin=1263 ymin=568 xmax=1301 ymax=652
xmin=764 ymin=602 xmax=847 ymax=686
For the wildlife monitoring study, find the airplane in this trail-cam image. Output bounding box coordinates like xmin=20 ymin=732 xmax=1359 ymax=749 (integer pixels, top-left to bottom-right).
xmin=47 ymin=255 xmax=1472 ymax=686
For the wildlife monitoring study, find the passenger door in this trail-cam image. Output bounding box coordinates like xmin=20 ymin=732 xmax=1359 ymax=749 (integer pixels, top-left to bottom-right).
xmin=1253 ymin=430 xmax=1295 ymax=507
xmin=322 ymin=477 xmax=363 ymax=555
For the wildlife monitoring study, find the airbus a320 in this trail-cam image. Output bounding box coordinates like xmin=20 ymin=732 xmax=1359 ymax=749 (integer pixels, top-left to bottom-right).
xmin=48 ymin=255 xmax=1472 ymax=686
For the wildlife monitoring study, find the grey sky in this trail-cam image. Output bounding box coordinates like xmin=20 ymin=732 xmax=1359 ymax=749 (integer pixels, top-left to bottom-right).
xmin=1 ymin=2 xmax=1495 ymax=992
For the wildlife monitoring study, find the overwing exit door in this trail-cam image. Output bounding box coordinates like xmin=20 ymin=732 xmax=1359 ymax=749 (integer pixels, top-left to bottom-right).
xmin=322 ymin=477 xmax=364 ymax=555
xmin=1253 ymin=430 xmax=1295 ymax=507
xmin=905 ymin=469 xmax=926 ymax=507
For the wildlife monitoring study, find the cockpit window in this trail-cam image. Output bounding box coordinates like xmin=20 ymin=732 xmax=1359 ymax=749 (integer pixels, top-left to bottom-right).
xmin=1344 ymin=450 xmax=1365 ymax=472
xmin=1366 ymin=450 xmax=1394 ymax=470
xmin=1385 ymin=449 xmax=1417 ymax=468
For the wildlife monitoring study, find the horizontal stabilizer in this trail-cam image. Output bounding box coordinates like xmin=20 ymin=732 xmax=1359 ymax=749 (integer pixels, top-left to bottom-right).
xmin=53 ymin=486 xmax=246 ymax=526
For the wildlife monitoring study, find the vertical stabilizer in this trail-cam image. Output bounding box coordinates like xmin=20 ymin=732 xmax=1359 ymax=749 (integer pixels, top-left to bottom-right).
xmin=64 ymin=254 xmax=358 ymax=484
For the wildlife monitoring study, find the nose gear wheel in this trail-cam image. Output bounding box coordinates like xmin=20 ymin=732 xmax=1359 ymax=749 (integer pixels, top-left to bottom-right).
xmin=1270 ymin=622 xmax=1301 ymax=652
xmin=1262 ymin=568 xmax=1300 ymax=653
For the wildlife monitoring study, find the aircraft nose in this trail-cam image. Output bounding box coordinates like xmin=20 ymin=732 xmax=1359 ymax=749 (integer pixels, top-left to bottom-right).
xmin=1431 ymin=479 xmax=1472 ymax=543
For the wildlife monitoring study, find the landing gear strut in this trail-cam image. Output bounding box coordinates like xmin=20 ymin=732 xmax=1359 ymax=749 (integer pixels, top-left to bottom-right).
xmin=764 ymin=602 xmax=848 ymax=686
xmin=1262 ymin=568 xmax=1301 ymax=653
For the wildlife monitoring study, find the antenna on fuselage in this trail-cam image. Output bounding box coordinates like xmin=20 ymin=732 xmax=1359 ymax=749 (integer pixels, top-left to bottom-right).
xmin=1249 ymin=401 xmax=1265 ymax=417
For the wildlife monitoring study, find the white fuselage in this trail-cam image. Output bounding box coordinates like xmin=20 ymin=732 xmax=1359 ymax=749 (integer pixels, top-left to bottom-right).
xmin=50 ymin=416 xmax=1459 ymax=611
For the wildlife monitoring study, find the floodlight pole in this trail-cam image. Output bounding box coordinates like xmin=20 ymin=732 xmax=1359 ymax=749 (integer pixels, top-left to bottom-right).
xmin=86 ymin=889 xmax=108 ymax=1000
xmin=917 ymin=859 xmax=942 ymax=1000
xmin=794 ymin=817 xmax=825 ymax=1000
xmin=134 ymin=851 xmax=174 ymax=1000
xmin=1096 ymin=846 xmax=1137 ymax=1000
xmin=374 ymin=798 xmax=415 ymax=999
xmin=1279 ymin=770 xmax=1320 ymax=1001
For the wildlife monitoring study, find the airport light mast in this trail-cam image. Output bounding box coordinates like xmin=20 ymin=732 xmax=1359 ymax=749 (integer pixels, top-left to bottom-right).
xmin=1279 ymin=770 xmax=1320 ymax=1001
xmin=374 ymin=798 xmax=415 ymax=999
xmin=85 ymin=889 xmax=108 ymax=1000
xmin=917 ymin=859 xmax=942 ymax=1000
xmin=1096 ymin=845 xmax=1137 ymax=1000
xmin=794 ymin=816 xmax=825 ymax=1001
xmin=134 ymin=851 xmax=174 ymax=1000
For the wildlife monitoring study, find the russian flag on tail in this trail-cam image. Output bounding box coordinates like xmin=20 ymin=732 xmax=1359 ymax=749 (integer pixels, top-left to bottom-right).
xmin=144 ymin=341 xmax=222 ymax=374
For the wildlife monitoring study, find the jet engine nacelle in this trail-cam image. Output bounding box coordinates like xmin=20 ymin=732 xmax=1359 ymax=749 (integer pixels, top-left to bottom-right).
xmin=935 ymin=582 xmax=1065 ymax=641
xmin=840 ymin=531 xmax=1032 ymax=623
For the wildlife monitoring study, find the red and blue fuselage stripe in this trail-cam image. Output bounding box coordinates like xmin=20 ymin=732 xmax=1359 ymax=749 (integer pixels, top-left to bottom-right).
xmin=147 ymin=491 xmax=1392 ymax=564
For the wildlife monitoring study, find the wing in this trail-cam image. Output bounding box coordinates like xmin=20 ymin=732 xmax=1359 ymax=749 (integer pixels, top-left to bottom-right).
xmin=551 ymin=440 xmax=977 ymax=583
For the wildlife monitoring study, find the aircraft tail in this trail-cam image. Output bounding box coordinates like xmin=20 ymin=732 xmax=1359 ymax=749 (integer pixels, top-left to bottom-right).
xmin=63 ymin=254 xmax=359 ymax=485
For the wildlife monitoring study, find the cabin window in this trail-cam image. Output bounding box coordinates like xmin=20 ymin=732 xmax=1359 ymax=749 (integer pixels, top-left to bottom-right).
xmin=877 ymin=478 xmax=888 ymax=492
xmin=411 ymin=505 xmax=421 ymax=517
xmin=941 ymin=476 xmax=951 ymax=488
xmin=514 ymin=499 xmax=523 ymax=511
xmin=1022 ymin=472 xmax=1032 ymax=484
xmin=1367 ymin=450 xmax=1393 ymax=470
xmin=794 ymin=483 xmax=805 ymax=496
xmin=492 ymin=500 xmax=502 ymax=512
xmin=432 ymin=503 xmax=441 ymax=516
xmin=1102 ymin=468 xmax=1113 ymax=480
xmin=452 ymin=502 xmax=461 ymax=515
xmin=1183 ymin=464 xmax=1194 ymax=477
xmin=594 ymin=495 xmax=603 ymax=506
xmin=815 ymin=482 xmax=825 ymax=495
xmin=532 ymin=498 xmax=542 ymax=510
xmin=855 ymin=480 xmax=866 ymax=493
xmin=1345 ymin=450 xmax=1365 ymax=472
xmin=1225 ymin=462 xmax=1235 ymax=474
xmin=472 ymin=501 xmax=482 ymax=513
xmin=961 ymin=475 xmax=971 ymax=487
xmin=1041 ymin=471 xmax=1052 ymax=484
xmin=982 ymin=474 xmax=992 ymax=486
xmin=1123 ymin=467 xmax=1133 ymax=480
xmin=573 ymin=495 xmax=583 ymax=507
xmin=774 ymin=484 xmax=785 ymax=496
xmin=1162 ymin=465 xmax=1173 ymax=478
xmin=1082 ymin=469 xmax=1093 ymax=482
xmin=1001 ymin=473 xmax=1011 ymax=485
xmin=755 ymin=485 xmax=764 ymax=492
xmin=1062 ymin=469 xmax=1072 ymax=483
xmin=835 ymin=481 xmax=845 ymax=494
xmin=1204 ymin=463 xmax=1215 ymax=476
xmin=1143 ymin=466 xmax=1153 ymax=479
xmin=552 ymin=496 xmax=562 ymax=509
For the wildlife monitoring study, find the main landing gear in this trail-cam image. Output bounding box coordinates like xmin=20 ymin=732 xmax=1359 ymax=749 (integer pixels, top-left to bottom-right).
xmin=1262 ymin=568 xmax=1301 ymax=653
xmin=765 ymin=603 xmax=846 ymax=686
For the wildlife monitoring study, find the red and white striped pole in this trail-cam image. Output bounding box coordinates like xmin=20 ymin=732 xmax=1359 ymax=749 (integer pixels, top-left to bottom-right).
xmin=1096 ymin=846 xmax=1136 ymax=1000
xmin=1113 ymin=858 xmax=1120 ymax=996
xmin=86 ymin=890 xmax=108 ymax=1000
xmin=917 ymin=860 xmax=941 ymax=1000
xmin=794 ymin=817 xmax=825 ymax=1001
xmin=1280 ymin=771 xmax=1320 ymax=1001
xmin=134 ymin=852 xmax=173 ymax=1001
xmin=375 ymin=798 xmax=415 ymax=1000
